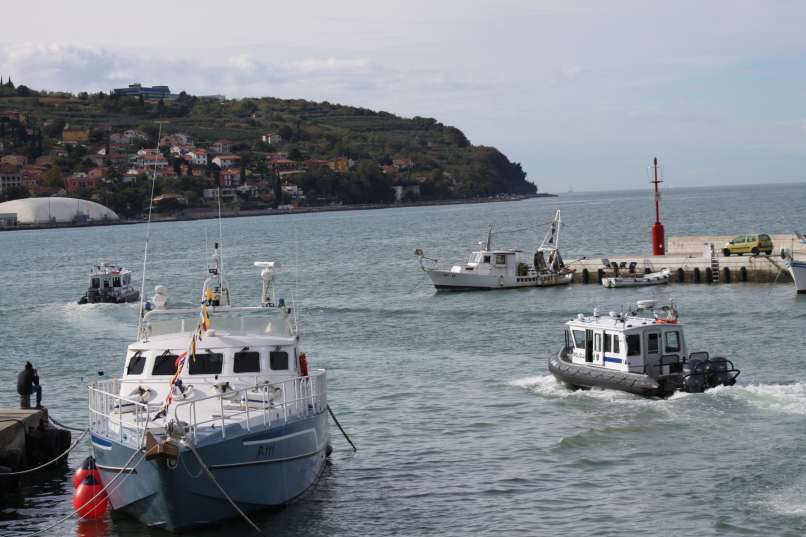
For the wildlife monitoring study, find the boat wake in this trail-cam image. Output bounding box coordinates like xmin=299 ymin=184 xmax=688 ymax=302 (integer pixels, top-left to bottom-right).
xmin=707 ymin=382 xmax=806 ymax=416
xmin=509 ymin=375 xmax=655 ymax=403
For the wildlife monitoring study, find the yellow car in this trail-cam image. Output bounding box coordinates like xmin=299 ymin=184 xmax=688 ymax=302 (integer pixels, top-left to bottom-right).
xmin=722 ymin=234 xmax=773 ymax=256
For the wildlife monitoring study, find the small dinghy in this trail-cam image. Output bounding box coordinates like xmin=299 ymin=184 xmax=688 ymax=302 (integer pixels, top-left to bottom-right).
xmin=548 ymin=300 xmax=740 ymax=398
xmin=602 ymin=268 xmax=670 ymax=288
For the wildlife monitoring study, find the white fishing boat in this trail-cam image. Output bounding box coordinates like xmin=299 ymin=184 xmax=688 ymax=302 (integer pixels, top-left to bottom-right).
xmin=87 ymin=245 xmax=330 ymax=531
xmin=602 ymin=268 xmax=670 ymax=288
xmin=415 ymin=209 xmax=574 ymax=290
xmin=787 ymin=258 xmax=806 ymax=294
xmin=548 ymin=300 xmax=740 ymax=397
xmin=79 ymin=264 xmax=140 ymax=304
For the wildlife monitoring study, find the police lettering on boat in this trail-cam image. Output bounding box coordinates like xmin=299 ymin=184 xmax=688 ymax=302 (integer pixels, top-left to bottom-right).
xmin=548 ymin=300 xmax=740 ymax=397
xmin=415 ymin=209 xmax=574 ymax=290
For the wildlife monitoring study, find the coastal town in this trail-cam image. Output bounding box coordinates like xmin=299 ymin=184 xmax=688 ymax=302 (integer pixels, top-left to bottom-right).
xmin=0 ymin=81 xmax=537 ymax=226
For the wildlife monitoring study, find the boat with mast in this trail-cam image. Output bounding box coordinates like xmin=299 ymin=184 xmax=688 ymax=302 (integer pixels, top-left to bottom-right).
xmin=415 ymin=209 xmax=574 ymax=290
xmin=86 ymin=129 xmax=330 ymax=531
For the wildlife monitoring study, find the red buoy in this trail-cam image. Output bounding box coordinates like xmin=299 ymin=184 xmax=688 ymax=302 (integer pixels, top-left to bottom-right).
xmin=73 ymin=474 xmax=108 ymax=519
xmin=72 ymin=456 xmax=100 ymax=489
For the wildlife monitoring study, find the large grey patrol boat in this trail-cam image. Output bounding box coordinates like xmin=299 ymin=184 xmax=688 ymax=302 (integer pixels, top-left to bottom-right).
xmin=88 ymin=247 xmax=329 ymax=531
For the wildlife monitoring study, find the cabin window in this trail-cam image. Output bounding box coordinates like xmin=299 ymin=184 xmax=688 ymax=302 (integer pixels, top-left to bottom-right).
xmin=234 ymin=351 xmax=261 ymax=373
xmin=152 ymin=353 xmax=179 ymax=375
xmin=647 ymin=333 xmax=659 ymax=354
xmin=626 ymin=334 xmax=641 ymax=356
xmin=123 ymin=274 xmax=130 ymax=285
xmin=270 ymin=351 xmax=289 ymax=370
xmin=126 ymin=353 xmax=146 ymax=375
xmin=613 ymin=336 xmax=620 ymax=354
xmin=189 ymin=353 xmax=223 ymax=375
xmin=483 ymin=255 xmax=491 ymax=263
xmin=572 ymin=330 xmax=585 ymax=348
xmin=665 ymin=332 xmax=681 ymax=353
xmin=103 ymin=278 xmax=110 ymax=288
xmin=113 ymin=276 xmax=121 ymax=287
xmin=604 ymin=333 xmax=612 ymax=352
xmin=594 ymin=334 xmax=601 ymax=352
xmin=91 ymin=278 xmax=100 ymax=289
xmin=495 ymin=254 xmax=506 ymax=265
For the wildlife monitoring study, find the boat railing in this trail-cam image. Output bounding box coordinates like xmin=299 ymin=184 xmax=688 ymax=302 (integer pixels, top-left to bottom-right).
xmin=88 ymin=379 xmax=151 ymax=448
xmin=171 ymin=369 xmax=327 ymax=442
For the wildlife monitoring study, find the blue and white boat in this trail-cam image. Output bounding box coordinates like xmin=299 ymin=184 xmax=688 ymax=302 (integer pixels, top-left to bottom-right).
xmin=87 ymin=246 xmax=329 ymax=531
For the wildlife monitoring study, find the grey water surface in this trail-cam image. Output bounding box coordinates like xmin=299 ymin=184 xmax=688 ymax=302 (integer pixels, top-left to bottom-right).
xmin=2 ymin=183 xmax=806 ymax=536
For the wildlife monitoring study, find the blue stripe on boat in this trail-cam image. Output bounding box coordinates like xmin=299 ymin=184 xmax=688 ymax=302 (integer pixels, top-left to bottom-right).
xmin=604 ymin=356 xmax=623 ymax=363
xmin=91 ymin=434 xmax=112 ymax=447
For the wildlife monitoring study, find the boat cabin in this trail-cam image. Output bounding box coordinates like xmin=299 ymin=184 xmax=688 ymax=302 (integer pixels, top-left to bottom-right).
xmin=90 ymin=265 xmax=132 ymax=291
xmin=120 ymin=308 xmax=303 ymax=404
xmin=564 ymin=307 xmax=687 ymax=377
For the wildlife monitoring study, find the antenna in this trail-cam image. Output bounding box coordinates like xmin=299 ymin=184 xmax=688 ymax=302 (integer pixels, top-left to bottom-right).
xmin=136 ymin=120 xmax=165 ymax=338
xmin=216 ymin=185 xmax=230 ymax=305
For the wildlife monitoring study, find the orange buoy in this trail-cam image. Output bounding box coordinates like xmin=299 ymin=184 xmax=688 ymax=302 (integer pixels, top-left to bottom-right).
xmin=73 ymin=456 xmax=100 ymax=489
xmin=73 ymin=474 xmax=108 ymax=519
xmin=299 ymin=352 xmax=309 ymax=377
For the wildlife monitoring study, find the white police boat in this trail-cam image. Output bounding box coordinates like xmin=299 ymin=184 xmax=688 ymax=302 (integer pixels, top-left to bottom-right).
xmin=79 ymin=264 xmax=140 ymax=304
xmin=548 ymin=300 xmax=740 ymax=397
xmin=87 ymin=246 xmax=329 ymax=531
xmin=415 ymin=209 xmax=574 ymax=290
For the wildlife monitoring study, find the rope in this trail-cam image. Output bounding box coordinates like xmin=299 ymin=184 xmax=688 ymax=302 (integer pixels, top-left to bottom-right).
xmin=327 ymin=405 xmax=357 ymax=452
xmin=2 ymin=429 xmax=88 ymax=476
xmin=184 ymin=440 xmax=266 ymax=535
xmin=48 ymin=414 xmax=87 ymax=432
xmin=26 ymin=438 xmax=146 ymax=536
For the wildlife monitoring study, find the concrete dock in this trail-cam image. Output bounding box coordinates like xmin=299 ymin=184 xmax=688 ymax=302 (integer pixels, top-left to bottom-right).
xmin=0 ymin=407 xmax=72 ymax=494
xmin=568 ymin=234 xmax=805 ymax=284
xmin=0 ymin=408 xmax=48 ymax=452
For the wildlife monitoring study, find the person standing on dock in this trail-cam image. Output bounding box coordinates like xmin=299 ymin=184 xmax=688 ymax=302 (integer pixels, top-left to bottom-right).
xmin=16 ymin=361 xmax=42 ymax=409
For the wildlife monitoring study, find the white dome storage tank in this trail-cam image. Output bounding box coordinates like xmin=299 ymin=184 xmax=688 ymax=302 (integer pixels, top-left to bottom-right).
xmin=0 ymin=197 xmax=119 ymax=224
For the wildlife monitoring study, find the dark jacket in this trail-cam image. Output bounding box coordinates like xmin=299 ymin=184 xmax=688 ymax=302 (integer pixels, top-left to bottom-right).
xmin=17 ymin=368 xmax=34 ymax=395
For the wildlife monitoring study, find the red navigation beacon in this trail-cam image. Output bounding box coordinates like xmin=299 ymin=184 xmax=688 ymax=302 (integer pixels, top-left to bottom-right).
xmin=650 ymin=157 xmax=665 ymax=256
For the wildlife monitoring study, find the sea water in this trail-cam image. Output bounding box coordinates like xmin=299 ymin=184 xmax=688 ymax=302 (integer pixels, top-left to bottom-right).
xmin=1 ymin=183 xmax=806 ymax=536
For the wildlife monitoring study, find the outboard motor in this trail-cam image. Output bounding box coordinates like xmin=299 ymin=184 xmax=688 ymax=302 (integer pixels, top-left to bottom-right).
xmin=683 ymin=357 xmax=706 ymax=393
xmin=705 ymin=357 xmax=735 ymax=388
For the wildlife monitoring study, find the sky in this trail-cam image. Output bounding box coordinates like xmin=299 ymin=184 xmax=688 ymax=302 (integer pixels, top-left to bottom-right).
xmin=2 ymin=0 xmax=806 ymax=192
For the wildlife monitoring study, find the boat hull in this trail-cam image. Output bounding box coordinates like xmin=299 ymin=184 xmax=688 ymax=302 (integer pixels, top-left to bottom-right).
xmin=427 ymin=269 xmax=572 ymax=291
xmin=602 ymin=270 xmax=670 ymax=288
xmin=92 ymin=411 xmax=328 ymax=532
xmin=80 ymin=290 xmax=140 ymax=304
xmin=788 ymin=260 xmax=806 ymax=293
xmin=548 ymin=348 xmax=680 ymax=397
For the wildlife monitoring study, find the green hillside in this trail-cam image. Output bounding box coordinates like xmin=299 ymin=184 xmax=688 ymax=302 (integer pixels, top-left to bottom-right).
xmin=0 ymin=82 xmax=536 ymax=214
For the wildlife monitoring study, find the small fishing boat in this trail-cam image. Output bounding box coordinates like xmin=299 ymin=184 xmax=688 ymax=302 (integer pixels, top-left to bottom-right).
xmin=548 ymin=300 xmax=740 ymax=397
xmin=87 ymin=245 xmax=329 ymax=531
xmin=601 ymin=268 xmax=670 ymax=288
xmin=79 ymin=264 xmax=140 ymax=304
xmin=415 ymin=209 xmax=574 ymax=290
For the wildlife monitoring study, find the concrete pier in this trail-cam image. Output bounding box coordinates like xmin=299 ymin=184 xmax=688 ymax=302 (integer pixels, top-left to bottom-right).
xmin=0 ymin=407 xmax=72 ymax=494
xmin=568 ymin=234 xmax=804 ymax=284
